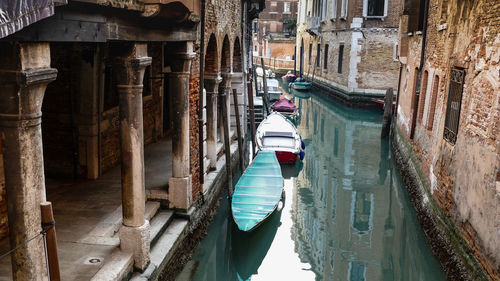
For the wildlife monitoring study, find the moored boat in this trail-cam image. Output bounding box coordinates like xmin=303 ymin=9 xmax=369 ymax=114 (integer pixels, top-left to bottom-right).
xmin=231 ymin=150 xmax=284 ymax=232
xmin=281 ymin=71 xmax=296 ymax=83
xmin=289 ymin=81 xmax=311 ymax=91
xmin=288 ymin=77 xmax=311 ymax=91
xmin=271 ymin=97 xmax=298 ymax=123
xmin=256 ymin=112 xmax=304 ymax=164
xmin=258 ymin=78 xmax=282 ymax=102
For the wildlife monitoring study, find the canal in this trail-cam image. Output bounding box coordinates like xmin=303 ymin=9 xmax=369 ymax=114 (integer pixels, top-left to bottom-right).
xmin=176 ymin=85 xmax=446 ymax=281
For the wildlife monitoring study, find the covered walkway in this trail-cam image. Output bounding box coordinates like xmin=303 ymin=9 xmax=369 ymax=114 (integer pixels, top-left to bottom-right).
xmin=0 ymin=138 xmax=173 ymax=280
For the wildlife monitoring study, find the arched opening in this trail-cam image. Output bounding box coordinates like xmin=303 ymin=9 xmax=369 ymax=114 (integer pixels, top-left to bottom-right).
xmin=417 ymin=70 xmax=429 ymax=123
xmin=218 ymin=35 xmax=231 ymax=148
xmin=205 ymin=34 xmax=218 ymax=74
xmin=426 ymin=75 xmax=440 ymax=130
xmin=233 ymin=37 xmax=242 ymax=73
xmin=204 ymin=34 xmax=220 ymax=170
xmin=220 ymin=35 xmax=231 ymax=73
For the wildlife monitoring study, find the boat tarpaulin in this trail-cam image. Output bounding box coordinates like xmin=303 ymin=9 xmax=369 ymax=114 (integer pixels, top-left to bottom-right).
xmin=0 ymin=0 xmax=67 ymax=39
xmin=231 ymin=150 xmax=283 ymax=231
xmin=271 ymin=97 xmax=296 ymax=112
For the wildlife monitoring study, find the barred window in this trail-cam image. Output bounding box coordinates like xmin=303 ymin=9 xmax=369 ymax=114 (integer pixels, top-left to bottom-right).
xmin=443 ymin=68 xmax=465 ymax=144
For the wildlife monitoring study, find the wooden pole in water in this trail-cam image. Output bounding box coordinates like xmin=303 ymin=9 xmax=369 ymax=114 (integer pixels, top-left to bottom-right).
xmin=247 ymin=70 xmax=257 ymax=158
xmin=260 ymin=57 xmax=270 ymax=114
xmin=232 ymin=89 xmax=244 ymax=172
xmin=381 ymin=88 xmax=394 ymax=138
xmin=221 ymin=88 xmax=233 ymax=198
xmin=40 ymin=202 xmax=61 ymax=281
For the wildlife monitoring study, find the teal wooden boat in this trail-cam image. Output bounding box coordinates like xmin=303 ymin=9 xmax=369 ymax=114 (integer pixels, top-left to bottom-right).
xmin=231 ymin=151 xmax=284 ymax=232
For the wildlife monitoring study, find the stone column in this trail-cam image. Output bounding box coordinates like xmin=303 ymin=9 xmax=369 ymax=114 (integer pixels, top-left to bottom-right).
xmin=231 ymin=72 xmax=246 ymax=134
xmin=166 ymin=42 xmax=195 ymax=210
xmin=0 ymin=42 xmax=57 ymax=281
xmin=204 ymin=73 xmax=222 ymax=170
xmin=114 ymin=43 xmax=152 ymax=270
xmin=221 ymin=73 xmax=233 ymax=138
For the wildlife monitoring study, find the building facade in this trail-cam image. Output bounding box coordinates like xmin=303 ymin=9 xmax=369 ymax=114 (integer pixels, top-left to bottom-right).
xmin=252 ymin=0 xmax=299 ymax=59
xmin=393 ymin=0 xmax=500 ymax=279
xmin=296 ymin=0 xmax=400 ymax=99
xmin=0 ymin=0 xmax=262 ymax=280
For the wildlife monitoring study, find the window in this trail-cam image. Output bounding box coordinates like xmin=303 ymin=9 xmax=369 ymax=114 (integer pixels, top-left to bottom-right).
xmin=252 ymin=21 xmax=258 ymax=33
xmin=254 ymin=45 xmax=258 ymax=52
xmin=443 ymin=68 xmax=465 ymax=144
xmin=417 ymin=70 xmax=428 ymax=123
xmin=426 ymin=75 xmax=439 ymax=130
xmin=338 ymin=44 xmax=344 ymax=73
xmin=364 ymin=0 xmax=387 ymax=17
xmin=341 ymin=0 xmax=348 ymax=19
xmin=316 ymin=44 xmax=321 ymax=67
xmin=330 ymin=0 xmax=337 ymax=19
xmin=284 ymin=2 xmax=291 ymax=13
xmin=323 ymin=44 xmax=329 ymax=70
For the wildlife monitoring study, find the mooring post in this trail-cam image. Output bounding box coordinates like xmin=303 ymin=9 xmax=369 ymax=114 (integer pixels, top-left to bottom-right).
xmin=260 ymin=57 xmax=270 ymax=114
xmin=381 ymin=88 xmax=394 ymax=138
xmin=40 ymin=202 xmax=61 ymax=281
xmin=221 ymin=89 xmax=233 ymax=199
xmin=247 ymin=71 xmax=257 ymax=158
xmin=232 ymin=89 xmax=244 ymax=172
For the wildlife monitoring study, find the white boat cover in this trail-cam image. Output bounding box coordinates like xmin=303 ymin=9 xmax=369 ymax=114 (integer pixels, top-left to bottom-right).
xmin=256 ymin=112 xmax=301 ymax=153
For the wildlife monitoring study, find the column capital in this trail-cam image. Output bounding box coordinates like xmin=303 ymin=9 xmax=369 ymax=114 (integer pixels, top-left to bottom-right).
xmin=0 ymin=68 xmax=57 ymax=124
xmin=204 ymin=73 xmax=223 ymax=93
xmin=114 ymin=57 xmax=152 ymax=86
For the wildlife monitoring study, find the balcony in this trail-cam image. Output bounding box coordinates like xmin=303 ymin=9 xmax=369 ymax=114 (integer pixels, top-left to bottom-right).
xmin=306 ymin=16 xmax=320 ymax=35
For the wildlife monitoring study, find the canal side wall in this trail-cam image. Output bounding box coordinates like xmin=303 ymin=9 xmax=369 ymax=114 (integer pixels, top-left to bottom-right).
xmin=151 ymin=141 xmax=244 ymax=281
xmin=391 ymin=125 xmax=489 ymax=281
xmin=303 ymin=74 xmax=384 ymax=107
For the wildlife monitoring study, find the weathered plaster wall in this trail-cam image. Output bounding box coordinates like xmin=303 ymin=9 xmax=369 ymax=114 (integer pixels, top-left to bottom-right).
xmin=268 ymin=41 xmax=295 ymax=59
xmin=395 ymin=0 xmax=500 ymax=278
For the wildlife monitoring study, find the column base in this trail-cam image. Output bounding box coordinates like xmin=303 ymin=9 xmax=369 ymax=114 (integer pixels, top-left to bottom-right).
xmin=168 ymin=175 xmax=192 ymax=210
xmin=119 ymin=221 xmax=150 ymax=271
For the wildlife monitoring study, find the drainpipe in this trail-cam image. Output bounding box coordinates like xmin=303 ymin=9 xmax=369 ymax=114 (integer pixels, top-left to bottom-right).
xmin=198 ymin=0 xmax=206 ymax=184
xmin=410 ymin=0 xmax=429 ymax=139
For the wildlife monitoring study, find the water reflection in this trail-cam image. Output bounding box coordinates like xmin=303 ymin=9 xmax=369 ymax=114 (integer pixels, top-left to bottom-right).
xmin=181 ymin=87 xmax=445 ymax=281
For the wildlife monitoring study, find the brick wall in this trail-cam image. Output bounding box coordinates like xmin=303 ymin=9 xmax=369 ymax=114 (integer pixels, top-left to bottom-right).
xmin=269 ymin=41 xmax=295 ymax=59
xmin=396 ymin=0 xmax=500 ymax=278
xmin=200 ymin=0 xmax=242 ymax=198
xmin=190 ymin=42 xmax=201 ymax=200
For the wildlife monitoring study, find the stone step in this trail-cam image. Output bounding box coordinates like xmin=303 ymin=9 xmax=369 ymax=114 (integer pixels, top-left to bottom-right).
xmin=90 ymin=249 xmax=133 ymax=281
xmin=149 ymin=210 xmax=174 ymax=247
xmin=130 ymin=218 xmax=189 ymax=281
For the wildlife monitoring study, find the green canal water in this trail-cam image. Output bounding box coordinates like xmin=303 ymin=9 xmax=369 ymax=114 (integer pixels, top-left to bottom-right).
xmin=177 ymin=85 xmax=446 ymax=281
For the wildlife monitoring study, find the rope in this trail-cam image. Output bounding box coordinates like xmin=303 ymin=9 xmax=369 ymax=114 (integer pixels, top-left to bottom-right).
xmin=0 ymin=226 xmax=52 ymax=260
xmin=42 ymin=231 xmax=50 ymax=280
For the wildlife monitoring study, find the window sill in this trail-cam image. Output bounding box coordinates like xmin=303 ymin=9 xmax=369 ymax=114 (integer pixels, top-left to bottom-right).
xmin=364 ymin=16 xmax=386 ymax=21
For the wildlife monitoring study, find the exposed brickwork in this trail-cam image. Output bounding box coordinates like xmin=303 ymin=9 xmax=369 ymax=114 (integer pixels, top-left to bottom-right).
xmin=396 ymin=0 xmax=500 ymax=279
xmin=190 ymin=42 xmax=201 ymax=201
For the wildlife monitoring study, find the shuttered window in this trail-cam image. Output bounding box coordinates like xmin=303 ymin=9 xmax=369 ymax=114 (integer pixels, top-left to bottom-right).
xmin=443 ymin=68 xmax=465 ymax=144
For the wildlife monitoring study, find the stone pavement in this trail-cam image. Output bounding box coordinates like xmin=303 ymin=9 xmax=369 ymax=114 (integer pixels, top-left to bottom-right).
xmin=0 ymin=137 xmax=172 ymax=281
